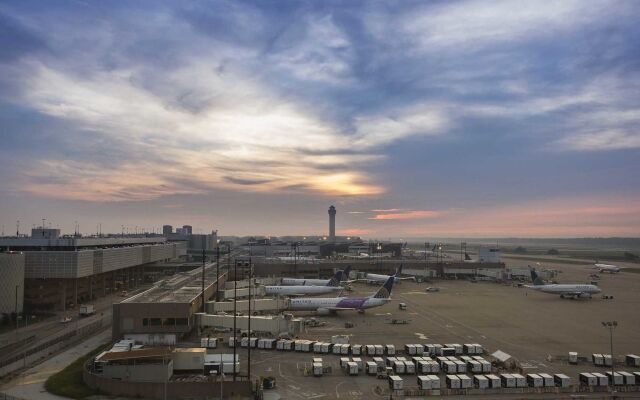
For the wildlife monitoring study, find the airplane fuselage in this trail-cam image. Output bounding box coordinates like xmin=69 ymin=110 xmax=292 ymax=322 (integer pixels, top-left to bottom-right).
xmin=288 ymin=296 xmax=390 ymax=311
xmin=264 ymin=285 xmax=342 ymax=296
xmin=529 ymin=284 xmax=601 ymax=296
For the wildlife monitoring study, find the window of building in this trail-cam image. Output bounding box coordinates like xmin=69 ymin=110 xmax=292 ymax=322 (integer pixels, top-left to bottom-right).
xmin=142 ymin=318 xmax=149 ymax=326
xmin=176 ymin=318 xmax=188 ymax=326
xmin=149 ymin=318 xmax=161 ymax=326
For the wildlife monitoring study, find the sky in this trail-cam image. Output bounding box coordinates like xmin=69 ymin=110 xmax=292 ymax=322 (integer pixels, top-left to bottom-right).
xmin=0 ymin=0 xmax=639 ymax=238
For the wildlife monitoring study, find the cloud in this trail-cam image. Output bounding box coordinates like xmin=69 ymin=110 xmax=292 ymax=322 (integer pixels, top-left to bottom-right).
xmin=369 ymin=210 xmax=444 ymax=220
xmin=556 ymin=130 xmax=640 ymax=151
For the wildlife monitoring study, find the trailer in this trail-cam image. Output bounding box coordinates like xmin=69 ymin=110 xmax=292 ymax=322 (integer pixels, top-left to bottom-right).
xmin=527 ymin=373 xmax=543 ymax=388
xmin=579 ymin=372 xmax=598 ymax=386
xmin=366 ymin=361 xmax=379 ymax=375
xmin=500 ymin=374 xmax=516 ymax=388
xmin=385 ymin=344 xmax=396 ymax=355
xmin=626 ymin=354 xmax=640 ymax=367
xmin=554 ymin=373 xmax=571 ymax=388
xmin=512 ymin=373 xmax=526 ymax=388
xmin=592 ymin=372 xmax=608 ymax=386
xmin=485 ymin=374 xmax=501 ymax=388
xmin=446 ymin=374 xmax=461 ymax=389
xmin=313 ymin=362 xmax=323 ymax=377
xmin=568 ymin=351 xmax=578 ymax=364
xmin=605 ymin=371 xmax=624 ymax=385
xmin=619 ymin=371 xmax=636 ymax=385
xmin=347 ymin=361 xmax=359 ymax=376
xmin=538 ymin=373 xmax=554 ymax=387
xmin=389 ymin=375 xmax=403 ymax=390
xmin=474 ymin=375 xmax=489 ymax=389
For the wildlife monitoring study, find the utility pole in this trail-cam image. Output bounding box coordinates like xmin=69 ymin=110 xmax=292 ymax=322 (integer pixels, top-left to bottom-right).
xmin=602 ymin=321 xmax=618 ymax=394
xmin=14 ymin=285 xmax=19 ymax=342
xmin=233 ymin=253 xmax=237 ymax=381
xmin=201 ymin=248 xmax=206 ymax=314
xmin=216 ymin=246 xmax=220 ymax=302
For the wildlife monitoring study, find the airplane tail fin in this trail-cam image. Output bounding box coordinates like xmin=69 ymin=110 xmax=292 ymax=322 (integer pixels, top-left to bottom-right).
xmin=395 ymin=263 xmax=403 ymax=276
xmin=326 ymin=270 xmax=343 ymax=287
xmin=529 ymin=267 xmax=545 ymax=286
xmin=371 ymin=276 xmax=394 ymax=299
xmin=342 ymin=265 xmax=352 ymax=280
xmin=465 ymin=252 xmax=472 ymax=261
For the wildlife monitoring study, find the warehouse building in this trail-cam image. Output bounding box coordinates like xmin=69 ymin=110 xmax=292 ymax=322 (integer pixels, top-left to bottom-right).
xmin=0 ymin=228 xmax=187 ymax=311
xmin=0 ymin=252 xmax=25 ymax=316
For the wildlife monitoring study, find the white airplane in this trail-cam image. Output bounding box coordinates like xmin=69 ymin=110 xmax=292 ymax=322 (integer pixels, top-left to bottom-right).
xmin=265 ymin=271 xmax=344 ymax=296
xmin=526 ymin=268 xmax=601 ymax=299
xmin=281 ymin=266 xmax=351 ymax=286
xmin=358 ymin=264 xmax=415 ymax=283
xmin=594 ymin=263 xmax=623 ymax=274
xmin=288 ymin=276 xmax=395 ymax=315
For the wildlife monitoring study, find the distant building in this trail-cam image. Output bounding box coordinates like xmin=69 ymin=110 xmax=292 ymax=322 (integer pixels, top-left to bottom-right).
xmin=479 ymin=247 xmax=501 ymax=263
xmin=182 ymin=225 xmax=193 ymax=235
xmin=162 ymin=225 xmax=173 ymax=236
xmin=31 ymin=227 xmax=60 ymax=239
xmin=0 ymin=252 xmax=25 ymax=315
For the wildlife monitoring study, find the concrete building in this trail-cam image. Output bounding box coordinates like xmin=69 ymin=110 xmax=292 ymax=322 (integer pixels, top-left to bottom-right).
xmin=0 ymin=229 xmax=187 ymax=311
xmin=0 ymin=252 xmax=25 ymax=315
xmin=162 ymin=225 xmax=173 ymax=236
xmin=112 ymin=264 xmax=227 ymax=340
xmin=328 ymin=205 xmax=336 ymax=242
xmin=197 ymin=313 xmax=303 ymax=337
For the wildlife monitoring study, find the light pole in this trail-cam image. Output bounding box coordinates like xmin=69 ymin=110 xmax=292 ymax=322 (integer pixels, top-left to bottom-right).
xmin=602 ymin=321 xmax=617 ymax=393
xmin=233 ymin=254 xmax=237 ymax=382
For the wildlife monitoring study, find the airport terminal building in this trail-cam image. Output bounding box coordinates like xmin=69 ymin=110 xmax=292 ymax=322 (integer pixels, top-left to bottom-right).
xmin=0 ymin=228 xmax=187 ymax=311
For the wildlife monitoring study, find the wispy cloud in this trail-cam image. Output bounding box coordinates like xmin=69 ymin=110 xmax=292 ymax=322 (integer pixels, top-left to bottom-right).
xmin=369 ymin=210 xmax=444 ymax=221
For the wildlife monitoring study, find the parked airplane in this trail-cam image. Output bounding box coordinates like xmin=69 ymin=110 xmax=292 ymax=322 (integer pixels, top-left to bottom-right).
xmin=281 ymin=265 xmax=352 ymax=286
xmin=288 ymin=276 xmax=395 ymax=315
xmin=356 ymin=264 xmax=415 ymax=283
xmin=265 ymin=271 xmax=344 ymax=296
xmin=594 ymin=263 xmax=623 ymax=273
xmin=526 ymin=268 xmax=601 ymax=299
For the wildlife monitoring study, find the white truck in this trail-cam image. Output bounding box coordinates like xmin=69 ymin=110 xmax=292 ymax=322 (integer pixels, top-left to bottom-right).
xmin=79 ymin=304 xmax=95 ymax=316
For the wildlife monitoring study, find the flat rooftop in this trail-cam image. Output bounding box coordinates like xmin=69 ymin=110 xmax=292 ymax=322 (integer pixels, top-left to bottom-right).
xmin=0 ymin=235 xmax=172 ymax=249
xmin=125 ymin=262 xmax=224 ymax=304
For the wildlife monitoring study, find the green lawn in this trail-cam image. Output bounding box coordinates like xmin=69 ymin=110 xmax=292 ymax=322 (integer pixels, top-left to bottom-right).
xmin=45 ymin=343 xmax=109 ymax=399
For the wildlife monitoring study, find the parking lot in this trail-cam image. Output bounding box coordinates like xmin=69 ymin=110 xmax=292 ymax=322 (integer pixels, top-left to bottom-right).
xmin=243 ymin=259 xmax=640 ymax=399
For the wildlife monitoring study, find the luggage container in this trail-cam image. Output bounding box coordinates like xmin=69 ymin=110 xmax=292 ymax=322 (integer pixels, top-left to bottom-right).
xmin=405 ymin=344 xmax=416 ymax=355
xmin=554 ymin=373 xmax=571 ymax=388
xmin=433 ymin=344 xmax=443 ymax=356
xmin=388 ymin=375 xmax=403 ymax=390
xmin=592 ymin=353 xmax=604 ymax=366
xmin=366 ymin=345 xmax=376 ymax=356
xmin=472 ymin=355 xmax=485 ymax=361
xmin=429 ymin=361 xmax=440 ymax=373
xmin=605 ymin=371 xmax=623 ymax=385
xmin=201 ymin=337 xmax=218 ymax=349
xmin=513 ymin=374 xmax=526 ymax=388
xmin=436 ymin=356 xmax=448 ymax=366
xmin=619 ymin=371 xmax=636 ymax=385
xmin=228 ymin=336 xmax=237 ymax=347
xmin=424 ymin=344 xmax=435 ymax=355
xmin=568 ymin=351 xmax=578 ymax=364
xmin=397 ymin=356 xmax=408 ymax=362
xmin=634 ymin=372 xmax=640 ymax=380
xmin=454 ymin=360 xmax=467 ymax=373
xmin=373 ymin=357 xmax=385 ymax=368
xmin=579 ymin=372 xmax=598 ymax=386
xmin=366 ymin=361 xmax=378 ymax=375
xmin=445 ymin=344 xmax=463 ymax=355
xmin=442 ymin=347 xmax=456 ymax=357
xmin=264 ymin=338 xmax=276 ymax=349
xmin=473 ymin=344 xmax=483 ymax=354
xmin=474 ymin=375 xmax=489 ymax=389
xmin=500 ymin=374 xmax=516 ymax=388
xmin=240 ymin=337 xmax=249 ymax=348
xmin=415 ymin=344 xmax=424 ymax=355
xmin=480 ymin=360 xmax=491 ymax=373
xmin=446 ymin=374 xmax=461 ymax=389
xmin=527 ymin=373 xmax=543 ymax=387
xmin=428 ymin=375 xmax=441 ymax=389
xmin=313 ymin=357 xmax=323 ymax=364
xmin=352 ymin=357 xmax=363 ymax=371
xmin=385 ymin=344 xmax=396 ymax=355
xmin=347 ymin=361 xmax=359 ymax=376
xmin=351 ymin=344 xmax=362 ymax=355
xmin=468 ymin=360 xmax=482 ymax=373
xmin=313 ymin=362 xmax=323 ymax=377
xmin=460 ymin=355 xmax=473 ymax=362
xmin=443 ymin=361 xmax=457 ymax=374
xmin=321 ymin=343 xmax=331 ymax=353
xmin=592 ymin=372 xmax=608 ymax=386
xmin=341 ymin=344 xmax=350 ymax=355
xmin=340 ymin=357 xmax=350 ymax=368
xmin=626 ymin=354 xmax=640 ymax=367
xmin=404 ymin=360 xmax=415 ymax=374
xmin=463 ymin=344 xmax=476 ymax=354
xmin=386 ymin=357 xmax=397 ymax=367
xmin=393 ymin=360 xmax=406 ymax=374
xmin=313 ymin=342 xmax=323 ymax=353
xmin=417 ymin=375 xmax=431 ymax=390
xmin=276 ymin=339 xmax=285 ymax=350
xmin=417 ymin=361 xmax=430 ymax=374
xmin=538 ymin=373 xmax=554 ymax=387
xmin=458 ymin=374 xmax=472 ymax=388
xmin=603 ymin=354 xmax=613 ymax=367
xmin=485 ymin=374 xmax=501 ymax=388
xmin=374 ymin=345 xmax=384 ymax=355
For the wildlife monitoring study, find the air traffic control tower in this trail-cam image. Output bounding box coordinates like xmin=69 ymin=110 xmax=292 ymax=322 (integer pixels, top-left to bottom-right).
xmin=328 ymin=205 xmax=336 ymax=242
